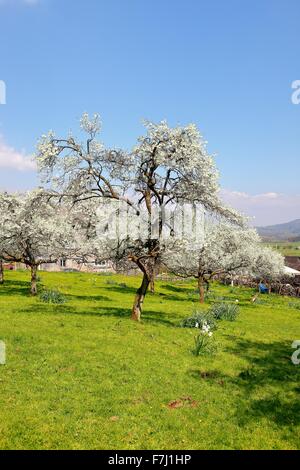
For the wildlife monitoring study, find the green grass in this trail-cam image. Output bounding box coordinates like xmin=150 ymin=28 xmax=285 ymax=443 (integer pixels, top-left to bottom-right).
xmin=0 ymin=270 xmax=300 ymax=450
xmin=264 ymin=241 xmax=300 ymax=256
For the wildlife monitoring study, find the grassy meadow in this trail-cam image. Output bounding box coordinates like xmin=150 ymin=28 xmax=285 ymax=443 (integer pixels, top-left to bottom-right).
xmin=0 ymin=270 xmax=300 ymax=450
xmin=264 ymin=241 xmax=300 ymax=257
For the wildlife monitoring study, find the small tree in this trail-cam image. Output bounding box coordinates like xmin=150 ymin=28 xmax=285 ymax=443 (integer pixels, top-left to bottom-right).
xmin=0 ymin=190 xmax=76 ymax=295
xmin=251 ymin=245 xmax=285 ymax=288
xmin=163 ymin=222 xmax=263 ymax=303
xmin=0 ymin=193 xmax=18 ymax=286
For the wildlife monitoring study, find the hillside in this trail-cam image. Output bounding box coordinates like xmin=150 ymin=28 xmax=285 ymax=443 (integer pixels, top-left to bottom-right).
xmin=257 ymin=219 xmax=300 ymax=241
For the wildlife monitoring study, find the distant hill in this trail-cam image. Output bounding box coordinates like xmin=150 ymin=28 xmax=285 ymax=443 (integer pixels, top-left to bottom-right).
xmin=256 ymin=219 xmax=300 ymax=241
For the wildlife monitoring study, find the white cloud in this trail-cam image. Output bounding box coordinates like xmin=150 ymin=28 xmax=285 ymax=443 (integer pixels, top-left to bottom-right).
xmin=0 ymin=136 xmax=36 ymax=171
xmin=221 ymin=189 xmax=300 ymax=226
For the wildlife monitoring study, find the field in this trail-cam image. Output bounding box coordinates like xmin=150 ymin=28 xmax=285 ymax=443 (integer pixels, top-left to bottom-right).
xmin=264 ymin=241 xmax=300 ymax=257
xmin=0 ymin=270 xmax=300 ymax=450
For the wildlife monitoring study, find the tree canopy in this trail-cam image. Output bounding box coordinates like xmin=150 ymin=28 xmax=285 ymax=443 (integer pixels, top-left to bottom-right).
xmin=35 ymin=113 xmax=245 ymax=319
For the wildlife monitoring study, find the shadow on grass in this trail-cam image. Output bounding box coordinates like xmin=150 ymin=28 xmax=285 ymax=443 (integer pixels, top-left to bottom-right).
xmin=227 ymin=339 xmax=300 ymax=429
xmin=1 ymin=277 xmax=181 ymax=326
xmin=15 ymin=303 xmax=178 ymax=327
xmin=106 ymin=284 xmax=197 ymax=304
xmin=142 ymin=310 xmax=178 ymax=327
xmin=187 ymin=337 xmax=300 ymax=445
xmin=66 ymin=294 xmax=112 ymax=302
xmin=105 ymin=285 xmax=138 ymax=295
xmin=76 ymin=306 xmax=177 ymax=327
xmin=162 ymin=284 xmax=196 ymax=295
xmin=16 ymin=304 xmax=76 ymax=315
xmin=158 ymin=293 xmax=198 ymax=303
xmin=0 ymin=279 xmax=31 ymax=297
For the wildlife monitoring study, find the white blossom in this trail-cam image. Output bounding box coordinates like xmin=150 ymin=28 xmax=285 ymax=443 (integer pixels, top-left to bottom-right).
xmin=0 ymin=190 xmax=81 ymax=294
xmin=80 ymin=112 xmax=101 ymax=136
xmin=34 ymin=113 xmax=246 ymax=319
xmin=162 ymin=220 xmax=285 ymax=301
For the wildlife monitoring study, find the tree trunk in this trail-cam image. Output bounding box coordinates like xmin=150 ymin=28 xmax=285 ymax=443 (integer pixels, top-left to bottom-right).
xmin=198 ymin=277 xmax=205 ymax=304
xmin=149 ymin=262 xmax=158 ymax=294
xmin=149 ymin=271 xmax=155 ymax=294
xmin=131 ymin=274 xmax=150 ymax=321
xmin=0 ymin=260 xmax=3 ymax=285
xmin=31 ymin=265 xmax=38 ymax=296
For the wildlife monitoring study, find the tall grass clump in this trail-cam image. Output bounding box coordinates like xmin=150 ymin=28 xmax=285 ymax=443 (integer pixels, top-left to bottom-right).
xmin=39 ymin=289 xmax=67 ymax=304
xmin=209 ymin=302 xmax=239 ymax=321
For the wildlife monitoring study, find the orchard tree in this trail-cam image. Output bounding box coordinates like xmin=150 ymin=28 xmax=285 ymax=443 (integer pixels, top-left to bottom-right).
xmin=0 ymin=190 xmax=77 ymax=295
xmin=251 ymin=245 xmax=285 ymax=287
xmin=0 ymin=192 xmax=17 ymax=285
xmin=36 ymin=113 xmax=244 ymax=320
xmin=163 ymin=222 xmax=263 ymax=303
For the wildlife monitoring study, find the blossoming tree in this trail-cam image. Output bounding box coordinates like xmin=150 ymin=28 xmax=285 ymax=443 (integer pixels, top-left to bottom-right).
xmin=251 ymin=245 xmax=285 ymax=286
xmin=162 ymin=222 xmax=283 ymax=303
xmin=0 ymin=190 xmax=78 ymax=295
xmin=36 ymin=113 xmax=243 ymax=320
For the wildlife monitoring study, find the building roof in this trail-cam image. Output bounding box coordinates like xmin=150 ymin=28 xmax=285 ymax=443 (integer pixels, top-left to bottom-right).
xmin=284 ymin=265 xmax=300 ymax=275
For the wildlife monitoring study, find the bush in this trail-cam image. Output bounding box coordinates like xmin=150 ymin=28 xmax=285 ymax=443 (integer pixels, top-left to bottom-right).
xmin=209 ymin=302 xmax=239 ymax=321
xmin=181 ymin=310 xmax=217 ymax=330
xmin=39 ymin=289 xmax=67 ymax=304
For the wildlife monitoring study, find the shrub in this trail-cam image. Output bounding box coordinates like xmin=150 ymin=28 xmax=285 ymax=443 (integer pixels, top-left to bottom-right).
xmin=181 ymin=310 xmax=217 ymax=330
xmin=39 ymin=289 xmax=67 ymax=304
xmin=209 ymin=302 xmax=239 ymax=321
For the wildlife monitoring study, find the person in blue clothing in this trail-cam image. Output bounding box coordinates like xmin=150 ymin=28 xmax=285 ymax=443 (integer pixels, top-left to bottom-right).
xmin=259 ymin=282 xmax=269 ymax=294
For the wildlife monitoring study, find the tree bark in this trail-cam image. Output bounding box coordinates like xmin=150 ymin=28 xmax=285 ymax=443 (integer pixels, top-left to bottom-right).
xmin=31 ymin=265 xmax=38 ymax=296
xmin=198 ymin=276 xmax=205 ymax=304
xmin=149 ymin=277 xmax=155 ymax=294
xmin=131 ymin=273 xmax=150 ymax=321
xmin=0 ymin=260 xmax=3 ymax=285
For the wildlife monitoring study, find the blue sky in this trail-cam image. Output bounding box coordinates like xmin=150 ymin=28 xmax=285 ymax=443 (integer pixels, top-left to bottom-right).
xmin=0 ymin=0 xmax=299 ymax=225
